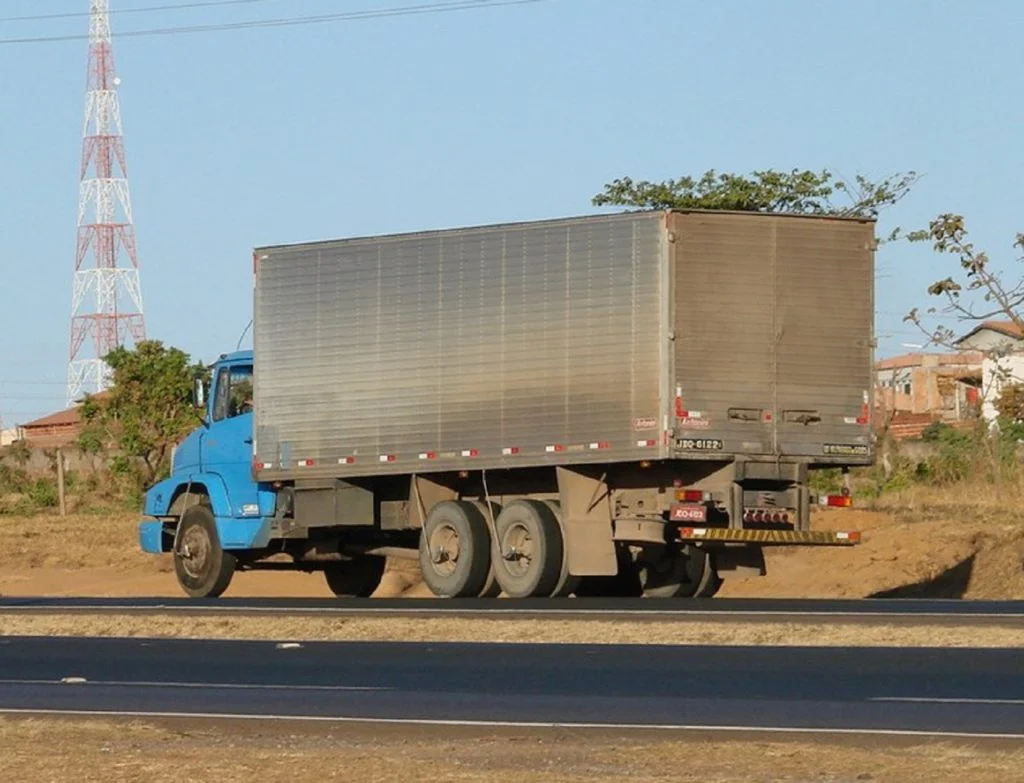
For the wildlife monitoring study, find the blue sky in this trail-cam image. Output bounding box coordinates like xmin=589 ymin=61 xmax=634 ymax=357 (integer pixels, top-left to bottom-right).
xmin=0 ymin=0 xmax=1021 ymax=424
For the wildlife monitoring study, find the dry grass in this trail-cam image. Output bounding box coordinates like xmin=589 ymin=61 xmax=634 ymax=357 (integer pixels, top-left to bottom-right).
xmin=863 ymin=481 xmax=1024 ymax=522
xmin=0 ymin=716 xmax=1022 ymax=783
xmin=1 ymin=613 xmax=1021 ymax=647
xmin=0 ymin=512 xmax=157 ymax=572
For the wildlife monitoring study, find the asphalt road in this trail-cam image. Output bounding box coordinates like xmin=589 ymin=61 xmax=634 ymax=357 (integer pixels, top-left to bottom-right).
xmin=0 ymin=637 xmax=1022 ymax=739
xmin=2 ymin=596 xmax=1023 ymax=625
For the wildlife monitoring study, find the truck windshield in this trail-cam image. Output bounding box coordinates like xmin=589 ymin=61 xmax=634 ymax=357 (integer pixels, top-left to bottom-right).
xmin=212 ymin=365 xmax=254 ymax=421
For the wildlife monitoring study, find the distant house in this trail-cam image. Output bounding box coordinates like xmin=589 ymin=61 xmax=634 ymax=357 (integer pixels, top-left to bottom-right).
xmin=18 ymin=390 xmax=111 ymax=449
xmin=873 ymin=351 xmax=982 ymax=438
xmin=955 ymin=320 xmax=1024 ymax=352
xmin=954 ymin=320 xmax=1024 ymax=424
xmin=0 ymin=427 xmax=22 ymax=447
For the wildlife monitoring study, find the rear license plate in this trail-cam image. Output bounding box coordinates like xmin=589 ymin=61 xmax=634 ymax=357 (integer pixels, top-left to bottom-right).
xmin=670 ymin=504 xmax=707 ymax=523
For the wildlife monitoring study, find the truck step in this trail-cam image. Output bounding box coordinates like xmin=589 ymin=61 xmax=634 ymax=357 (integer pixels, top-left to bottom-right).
xmin=675 ymin=527 xmax=861 ymax=546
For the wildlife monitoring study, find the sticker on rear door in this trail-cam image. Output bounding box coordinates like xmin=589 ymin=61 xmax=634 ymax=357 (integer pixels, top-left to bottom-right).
xmin=823 ymin=443 xmax=869 ymax=456
xmin=677 ymin=416 xmax=711 ymax=429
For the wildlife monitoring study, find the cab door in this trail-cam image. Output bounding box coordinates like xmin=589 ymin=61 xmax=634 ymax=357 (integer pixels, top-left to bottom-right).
xmin=201 ymin=362 xmax=255 ymax=514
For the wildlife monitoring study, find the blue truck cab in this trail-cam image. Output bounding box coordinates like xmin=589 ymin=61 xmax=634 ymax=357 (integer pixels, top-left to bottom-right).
xmin=138 ymin=351 xmax=274 ymax=595
xmin=138 ymin=350 xmax=392 ymax=598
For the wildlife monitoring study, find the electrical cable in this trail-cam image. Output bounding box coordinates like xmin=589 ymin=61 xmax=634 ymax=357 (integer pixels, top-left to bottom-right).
xmin=0 ymin=0 xmax=271 ymax=24
xmin=0 ymin=0 xmax=547 ymax=45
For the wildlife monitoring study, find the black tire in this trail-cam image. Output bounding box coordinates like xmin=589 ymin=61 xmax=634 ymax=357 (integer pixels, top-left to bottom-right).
xmin=173 ymin=505 xmax=235 ymax=598
xmin=418 ymin=500 xmax=493 ymax=598
xmin=492 ymin=499 xmax=563 ymax=598
xmin=468 ymin=500 xmax=502 ymax=598
xmin=573 ymin=547 xmax=643 ymax=597
xmin=637 ymin=546 xmax=722 ymax=598
xmin=542 ymin=500 xmax=580 ymax=598
xmin=323 ymin=555 xmax=387 ymax=597
xmin=692 ymin=553 xmax=724 ymax=598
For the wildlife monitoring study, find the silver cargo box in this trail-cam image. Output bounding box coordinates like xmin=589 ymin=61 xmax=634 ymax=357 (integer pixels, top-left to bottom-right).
xmin=252 ymin=210 xmax=874 ymax=480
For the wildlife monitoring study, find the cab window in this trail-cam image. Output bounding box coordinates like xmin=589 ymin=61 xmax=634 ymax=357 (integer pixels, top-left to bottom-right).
xmin=212 ymin=365 xmax=254 ymax=422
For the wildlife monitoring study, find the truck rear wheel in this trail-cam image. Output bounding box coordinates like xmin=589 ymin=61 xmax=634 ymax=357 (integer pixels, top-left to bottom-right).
xmin=572 ymin=545 xmax=642 ymax=597
xmin=323 ymin=555 xmax=386 ymax=597
xmin=637 ymin=545 xmax=721 ymax=598
xmin=173 ymin=505 xmax=235 ymax=598
xmin=541 ymin=500 xmax=580 ymax=598
xmin=492 ymin=499 xmax=563 ymax=598
xmin=418 ymin=500 xmax=492 ymax=598
xmin=692 ymin=554 xmax=724 ymax=598
xmin=468 ymin=500 xmax=502 ymax=598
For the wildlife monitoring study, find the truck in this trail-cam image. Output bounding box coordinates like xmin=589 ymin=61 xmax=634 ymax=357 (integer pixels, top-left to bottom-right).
xmin=138 ymin=208 xmax=874 ymax=599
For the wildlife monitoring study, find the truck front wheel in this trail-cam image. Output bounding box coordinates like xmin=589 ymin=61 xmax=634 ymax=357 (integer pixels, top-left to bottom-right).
xmin=173 ymin=505 xmax=236 ymax=598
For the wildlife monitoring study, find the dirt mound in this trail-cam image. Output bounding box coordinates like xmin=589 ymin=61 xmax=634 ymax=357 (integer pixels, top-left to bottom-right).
xmin=958 ymin=530 xmax=1024 ymax=599
xmin=719 ymin=509 xmax=1024 ymax=600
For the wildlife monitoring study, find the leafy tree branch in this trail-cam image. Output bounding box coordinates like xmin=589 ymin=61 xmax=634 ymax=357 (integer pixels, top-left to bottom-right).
xmin=592 ymin=168 xmax=919 ymax=229
xmin=77 ymin=340 xmax=208 ymax=484
xmin=904 ymin=215 xmax=1024 ymax=349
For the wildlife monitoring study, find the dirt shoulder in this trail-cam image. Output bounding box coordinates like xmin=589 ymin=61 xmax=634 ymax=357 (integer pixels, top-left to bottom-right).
xmin=1 ymin=503 xmax=1022 ymax=601
xmin=1 ymin=613 xmax=1020 ymax=647
xmin=1 ymin=716 xmax=1022 ymax=783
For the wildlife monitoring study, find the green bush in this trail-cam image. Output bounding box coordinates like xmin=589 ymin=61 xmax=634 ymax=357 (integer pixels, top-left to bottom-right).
xmin=0 ymin=463 xmax=29 ymax=494
xmin=809 ymin=467 xmax=844 ymax=495
xmin=907 ymin=419 xmax=1023 ymax=488
xmin=920 ymin=421 xmax=950 ymax=442
xmin=26 ymin=478 xmax=59 ymax=509
xmin=924 ymin=425 xmax=975 ymax=485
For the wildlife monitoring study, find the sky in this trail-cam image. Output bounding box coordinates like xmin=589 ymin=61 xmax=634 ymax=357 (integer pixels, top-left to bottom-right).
xmin=0 ymin=0 xmax=1021 ymax=424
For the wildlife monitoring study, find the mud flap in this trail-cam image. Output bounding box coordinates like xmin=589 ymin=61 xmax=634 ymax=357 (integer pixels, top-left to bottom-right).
xmin=714 ymin=545 xmax=767 ymax=577
xmin=408 ymin=474 xmax=458 ymax=528
xmin=556 ymin=467 xmax=617 ymax=576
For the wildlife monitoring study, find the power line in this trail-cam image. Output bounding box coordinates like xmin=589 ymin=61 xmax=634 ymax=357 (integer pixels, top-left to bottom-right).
xmin=0 ymin=381 xmax=69 ymax=387
xmin=0 ymin=0 xmax=547 ymax=44
xmin=0 ymin=0 xmax=270 ymax=24
xmin=0 ymin=396 xmax=68 ymax=402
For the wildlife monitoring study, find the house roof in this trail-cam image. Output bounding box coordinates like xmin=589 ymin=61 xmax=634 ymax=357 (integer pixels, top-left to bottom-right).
xmin=20 ymin=390 xmax=112 ymax=430
xmin=955 ymin=320 xmax=1024 ymax=346
xmin=874 ymin=351 xmax=983 ymax=371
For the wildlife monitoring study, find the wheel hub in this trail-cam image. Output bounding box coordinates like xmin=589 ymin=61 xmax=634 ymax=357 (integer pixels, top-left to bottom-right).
xmin=500 ymin=523 xmax=534 ymax=576
xmin=178 ymin=526 xmax=211 ymax=579
xmin=428 ymin=523 xmax=461 ymax=576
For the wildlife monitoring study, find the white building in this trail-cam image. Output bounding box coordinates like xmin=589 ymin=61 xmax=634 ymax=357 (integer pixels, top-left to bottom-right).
xmin=0 ymin=427 xmax=23 ymax=447
xmin=955 ymin=321 xmax=1024 ymax=424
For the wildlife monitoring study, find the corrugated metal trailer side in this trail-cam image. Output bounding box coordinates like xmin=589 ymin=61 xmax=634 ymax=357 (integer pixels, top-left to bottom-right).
xmin=252 ymin=211 xmax=671 ymax=481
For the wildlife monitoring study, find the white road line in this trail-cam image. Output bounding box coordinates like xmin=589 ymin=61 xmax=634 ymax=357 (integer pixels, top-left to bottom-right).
xmin=871 ymin=697 xmax=1024 ymax=706
xmin=0 ymin=707 xmax=1022 ymax=741
xmin=0 ymin=679 xmax=388 ymax=692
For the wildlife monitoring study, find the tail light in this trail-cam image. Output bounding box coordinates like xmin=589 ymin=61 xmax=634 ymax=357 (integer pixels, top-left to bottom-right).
xmin=821 ymin=494 xmax=854 ymax=508
xmin=675 ymin=489 xmax=711 ymax=503
xmin=743 ymin=509 xmax=792 ymax=524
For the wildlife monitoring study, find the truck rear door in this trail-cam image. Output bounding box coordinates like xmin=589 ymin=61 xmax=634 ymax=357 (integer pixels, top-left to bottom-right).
xmin=670 ymin=211 xmax=874 ymax=463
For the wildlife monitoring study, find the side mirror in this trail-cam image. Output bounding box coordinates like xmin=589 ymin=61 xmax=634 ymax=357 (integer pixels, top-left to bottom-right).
xmin=193 ymin=377 xmax=207 ymax=409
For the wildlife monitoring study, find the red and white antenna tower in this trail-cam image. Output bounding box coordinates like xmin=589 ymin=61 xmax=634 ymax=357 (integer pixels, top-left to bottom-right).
xmin=66 ymin=0 xmax=145 ymax=406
